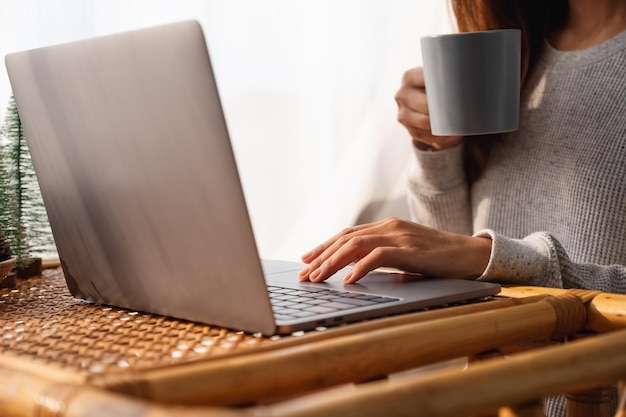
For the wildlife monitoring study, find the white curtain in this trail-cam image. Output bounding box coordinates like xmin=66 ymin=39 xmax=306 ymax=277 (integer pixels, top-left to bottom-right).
xmin=0 ymin=0 xmax=453 ymax=261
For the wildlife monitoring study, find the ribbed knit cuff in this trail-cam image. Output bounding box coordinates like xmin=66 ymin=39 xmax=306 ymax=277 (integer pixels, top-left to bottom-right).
xmin=408 ymin=142 xmax=466 ymax=194
xmin=473 ymin=229 xmax=552 ymax=285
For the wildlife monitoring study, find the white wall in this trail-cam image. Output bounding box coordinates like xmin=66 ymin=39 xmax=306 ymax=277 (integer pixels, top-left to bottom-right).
xmin=0 ymin=0 xmax=453 ymax=260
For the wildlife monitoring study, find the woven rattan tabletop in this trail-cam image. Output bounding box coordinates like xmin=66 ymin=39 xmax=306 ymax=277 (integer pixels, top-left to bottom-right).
xmin=0 ymin=268 xmax=290 ymax=378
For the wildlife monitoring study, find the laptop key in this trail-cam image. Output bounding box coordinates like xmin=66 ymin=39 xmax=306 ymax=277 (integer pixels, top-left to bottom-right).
xmin=284 ymin=296 xmax=313 ymax=304
xmin=268 ymin=287 xmax=293 ymax=294
xmin=316 ymin=294 xmax=339 ymax=300
xmin=274 ymin=308 xmax=302 ymax=316
xmin=271 ymin=300 xmax=298 ymax=307
xmin=301 ymin=299 xmax=327 ymax=305
xmin=325 ymin=296 xmax=350 ymax=303
xmin=288 ymin=290 xmax=313 ymax=296
xmin=291 ymin=311 xmax=318 ymax=318
xmin=274 ymin=314 xmax=296 ymax=321
xmin=304 ymin=306 xmax=338 ymax=314
xmin=271 ymin=294 xmax=296 ymax=301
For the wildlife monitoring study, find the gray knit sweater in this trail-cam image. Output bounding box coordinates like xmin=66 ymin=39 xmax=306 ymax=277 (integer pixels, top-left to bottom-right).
xmin=407 ymin=31 xmax=626 ymax=416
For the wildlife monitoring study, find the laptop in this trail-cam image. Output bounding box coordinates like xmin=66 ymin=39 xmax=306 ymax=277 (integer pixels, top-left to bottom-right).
xmin=4 ymin=20 xmax=500 ymax=335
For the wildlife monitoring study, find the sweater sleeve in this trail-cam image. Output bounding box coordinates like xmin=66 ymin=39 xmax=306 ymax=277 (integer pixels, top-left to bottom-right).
xmin=475 ymin=229 xmax=626 ymax=294
xmin=406 ymin=143 xmax=472 ymax=235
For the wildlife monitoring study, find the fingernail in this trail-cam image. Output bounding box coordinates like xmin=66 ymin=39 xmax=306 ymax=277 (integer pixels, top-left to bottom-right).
xmin=298 ymin=266 xmax=310 ymax=277
xmin=309 ymin=268 xmax=321 ymax=282
xmin=301 ymin=250 xmax=312 ymax=259
xmin=343 ymin=271 xmax=353 ymax=283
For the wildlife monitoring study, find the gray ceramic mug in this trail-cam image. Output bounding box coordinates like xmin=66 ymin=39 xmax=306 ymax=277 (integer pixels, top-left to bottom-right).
xmin=420 ymin=29 xmax=521 ymax=136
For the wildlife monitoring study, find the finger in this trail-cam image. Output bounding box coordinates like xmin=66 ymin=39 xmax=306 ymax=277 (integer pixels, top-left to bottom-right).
xmin=398 ymin=112 xmax=463 ymax=149
xmin=308 ymin=234 xmax=392 ymax=282
xmin=299 ymin=224 xmax=379 ymax=280
xmin=303 ymin=233 xmax=366 ymax=281
xmin=397 ymin=106 xmax=431 ymax=132
xmin=300 ymin=223 xmax=374 ymax=262
xmin=301 ymin=218 xmax=394 ymax=266
xmin=309 ymin=218 xmax=396 ymax=267
xmin=401 ymin=67 xmax=425 ymax=89
xmin=344 ymin=246 xmax=412 ymax=283
xmin=301 ymin=218 xmax=398 ymax=279
xmin=395 ymin=86 xmax=428 ymax=115
xmin=300 ymin=244 xmax=325 ymax=264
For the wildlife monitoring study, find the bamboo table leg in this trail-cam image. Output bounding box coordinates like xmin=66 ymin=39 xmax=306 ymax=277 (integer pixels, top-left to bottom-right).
xmin=566 ymin=386 xmax=613 ymax=417
xmin=615 ymin=381 xmax=626 ymax=417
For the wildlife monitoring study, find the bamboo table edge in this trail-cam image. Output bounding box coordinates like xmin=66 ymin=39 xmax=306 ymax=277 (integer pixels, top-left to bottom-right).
xmin=3 ymin=324 xmax=626 ymax=417
xmin=259 ymin=326 xmax=626 ymax=417
xmin=500 ymin=285 xmax=626 ymax=333
xmin=91 ymin=293 xmax=586 ymax=406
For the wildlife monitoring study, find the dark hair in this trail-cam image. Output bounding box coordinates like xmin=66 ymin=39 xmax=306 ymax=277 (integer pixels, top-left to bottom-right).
xmin=450 ymin=0 xmax=569 ymax=182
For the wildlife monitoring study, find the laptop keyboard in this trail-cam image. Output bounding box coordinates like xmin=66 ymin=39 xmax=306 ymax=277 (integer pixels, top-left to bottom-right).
xmin=267 ymin=285 xmax=399 ymax=322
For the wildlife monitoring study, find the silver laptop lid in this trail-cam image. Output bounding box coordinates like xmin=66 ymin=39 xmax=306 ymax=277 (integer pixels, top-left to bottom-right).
xmin=5 ymin=21 xmax=277 ymax=335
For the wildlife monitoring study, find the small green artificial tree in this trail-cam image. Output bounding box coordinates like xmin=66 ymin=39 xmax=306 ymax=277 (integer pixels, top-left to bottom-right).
xmin=0 ymin=94 xmax=55 ymax=273
xmin=0 ymin=228 xmax=11 ymax=262
xmin=0 ymin=227 xmax=15 ymax=288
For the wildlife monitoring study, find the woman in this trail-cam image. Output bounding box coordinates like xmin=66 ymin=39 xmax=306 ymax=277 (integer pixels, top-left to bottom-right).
xmin=299 ymin=0 xmax=626 ymax=415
